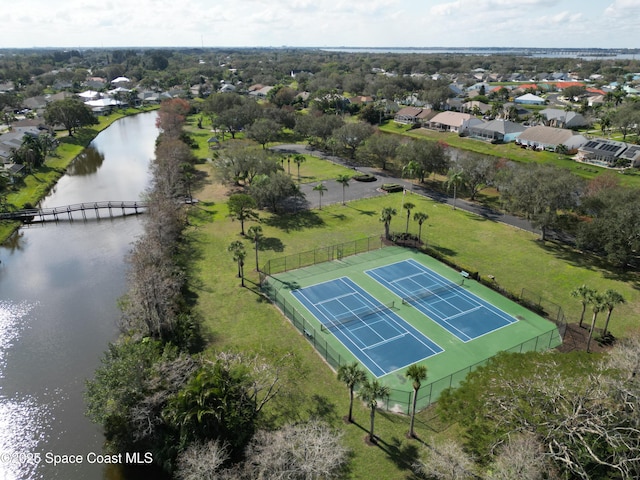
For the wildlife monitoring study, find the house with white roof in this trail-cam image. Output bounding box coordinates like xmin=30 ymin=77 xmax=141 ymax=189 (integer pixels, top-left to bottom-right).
xmin=514 ymin=93 xmax=546 ymax=105
xmin=516 ymin=125 xmax=588 ymax=152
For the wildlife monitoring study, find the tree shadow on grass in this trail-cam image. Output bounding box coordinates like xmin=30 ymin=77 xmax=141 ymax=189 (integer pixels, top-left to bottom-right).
xmin=350 ymin=415 xmax=421 ymax=477
xmin=186 ymin=203 xmax=218 ymax=224
xmin=538 ymin=240 xmax=640 ymax=287
xmin=377 ymin=436 xmax=422 ymax=479
xmin=259 ymin=236 xmax=285 ymax=253
xmin=428 ymin=245 xmax=457 ymax=257
xmin=307 ymin=394 xmax=337 ymax=419
xmin=346 ymin=205 xmax=377 ymax=216
xmin=262 ymin=210 xmax=325 ymax=233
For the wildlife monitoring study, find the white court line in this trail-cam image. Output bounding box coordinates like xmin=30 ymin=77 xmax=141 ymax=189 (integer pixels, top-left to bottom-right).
xmin=363 ymin=333 xmax=407 ymax=351
xmin=441 ymin=305 xmax=482 ymax=322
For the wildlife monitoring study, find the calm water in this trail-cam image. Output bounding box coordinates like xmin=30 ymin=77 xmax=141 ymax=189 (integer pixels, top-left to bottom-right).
xmin=321 ymin=47 xmax=639 ymax=60
xmin=0 ymin=112 xmax=158 ymax=479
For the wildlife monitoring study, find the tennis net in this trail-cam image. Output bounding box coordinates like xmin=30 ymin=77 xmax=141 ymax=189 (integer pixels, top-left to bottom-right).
xmin=401 ymin=283 xmax=458 ymax=305
xmin=321 ymin=301 xmax=395 ymax=333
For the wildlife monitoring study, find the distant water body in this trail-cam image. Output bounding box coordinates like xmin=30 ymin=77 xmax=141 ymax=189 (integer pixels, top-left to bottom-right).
xmin=321 ymin=47 xmax=639 ymax=60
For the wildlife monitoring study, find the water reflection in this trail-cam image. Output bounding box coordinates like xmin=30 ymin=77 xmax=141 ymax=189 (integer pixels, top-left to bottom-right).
xmin=0 ymin=301 xmax=34 ymax=378
xmin=0 ymin=395 xmax=56 ymax=480
xmin=0 ymin=301 xmax=48 ymax=480
xmin=0 ymin=112 xmax=158 ymax=480
xmin=66 ymin=147 xmax=106 ymax=176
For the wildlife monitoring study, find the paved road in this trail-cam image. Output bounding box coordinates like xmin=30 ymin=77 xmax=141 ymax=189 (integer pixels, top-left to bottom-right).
xmin=271 ymin=144 xmax=540 ymax=236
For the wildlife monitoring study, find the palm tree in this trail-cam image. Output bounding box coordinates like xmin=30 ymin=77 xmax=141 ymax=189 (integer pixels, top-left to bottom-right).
xmin=402 ymin=160 xmax=423 ymax=183
xmin=358 ymin=378 xmax=390 ymax=443
xmin=402 ymin=201 xmax=415 ymax=235
xmin=227 ymin=193 xmax=259 ymax=236
xmin=336 ymin=174 xmax=351 ymax=205
xmin=571 ymin=285 xmax=595 ymax=328
xmin=313 ymin=182 xmax=328 ymax=210
xmin=247 ymin=225 xmax=263 ymax=271
xmin=445 ymin=169 xmax=464 ymax=210
xmin=293 ymin=154 xmax=306 ymax=182
xmin=413 ymin=212 xmax=429 ymax=245
xmin=379 ymin=206 xmax=397 ymax=240
xmin=337 ymin=362 xmax=367 ymax=423
xmin=586 ymin=291 xmax=605 ymax=353
xmin=227 ymin=241 xmax=247 ymax=287
xmin=601 ymin=289 xmax=625 ymax=338
xmin=405 ymin=364 xmax=427 ymax=438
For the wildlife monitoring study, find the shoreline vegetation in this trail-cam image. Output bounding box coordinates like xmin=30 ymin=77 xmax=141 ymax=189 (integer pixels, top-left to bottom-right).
xmin=0 ymin=105 xmax=158 ymax=244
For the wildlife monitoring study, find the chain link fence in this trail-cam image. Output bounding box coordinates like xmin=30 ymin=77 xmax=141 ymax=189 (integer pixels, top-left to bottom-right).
xmin=262 ymin=254 xmax=564 ymax=414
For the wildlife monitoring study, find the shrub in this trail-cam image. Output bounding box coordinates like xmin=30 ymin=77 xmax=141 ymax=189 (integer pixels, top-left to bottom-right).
xmin=381 ymin=183 xmax=403 ymax=193
xmin=353 ymin=173 xmax=377 ymax=182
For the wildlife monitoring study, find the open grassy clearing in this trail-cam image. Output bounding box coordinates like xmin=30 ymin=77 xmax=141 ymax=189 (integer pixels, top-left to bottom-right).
xmin=189 ymin=159 xmax=639 ymax=478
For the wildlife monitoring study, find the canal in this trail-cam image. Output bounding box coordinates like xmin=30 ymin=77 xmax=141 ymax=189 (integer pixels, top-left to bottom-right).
xmin=0 ymin=111 xmax=159 ymax=479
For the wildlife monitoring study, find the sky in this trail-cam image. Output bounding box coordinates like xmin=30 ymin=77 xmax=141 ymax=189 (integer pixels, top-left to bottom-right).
xmin=4 ymin=0 xmax=640 ymax=49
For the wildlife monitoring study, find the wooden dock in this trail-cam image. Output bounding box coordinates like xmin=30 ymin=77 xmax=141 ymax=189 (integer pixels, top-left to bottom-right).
xmin=0 ymin=201 xmax=149 ymax=223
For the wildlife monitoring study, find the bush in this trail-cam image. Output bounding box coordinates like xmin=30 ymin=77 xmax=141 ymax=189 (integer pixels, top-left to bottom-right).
xmin=353 ymin=173 xmax=377 ymax=182
xmin=381 ymin=183 xmax=403 ymax=193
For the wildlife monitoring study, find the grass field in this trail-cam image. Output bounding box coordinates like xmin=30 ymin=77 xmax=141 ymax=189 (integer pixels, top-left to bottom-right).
xmin=189 ymin=152 xmax=638 ymax=478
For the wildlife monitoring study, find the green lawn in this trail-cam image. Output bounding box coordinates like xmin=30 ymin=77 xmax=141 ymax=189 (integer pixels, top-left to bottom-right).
xmin=188 ymin=164 xmax=639 ymax=478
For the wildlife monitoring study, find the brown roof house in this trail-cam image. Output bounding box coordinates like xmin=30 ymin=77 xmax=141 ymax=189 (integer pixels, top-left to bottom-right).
xmin=394 ymin=107 xmax=436 ymax=126
xmin=427 ymin=111 xmax=476 ymax=133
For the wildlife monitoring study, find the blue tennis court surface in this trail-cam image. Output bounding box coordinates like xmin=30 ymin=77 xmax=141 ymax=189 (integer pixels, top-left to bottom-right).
xmin=366 ymin=259 xmax=517 ymax=342
xmin=292 ymin=277 xmax=442 ymax=377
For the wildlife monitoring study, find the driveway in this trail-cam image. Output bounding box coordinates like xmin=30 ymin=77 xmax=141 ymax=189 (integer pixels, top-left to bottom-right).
xmin=271 ymin=144 xmax=540 ymax=236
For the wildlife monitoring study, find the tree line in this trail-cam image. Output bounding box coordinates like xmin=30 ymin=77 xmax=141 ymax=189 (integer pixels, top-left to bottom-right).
xmin=85 ymin=99 xmax=349 ymax=479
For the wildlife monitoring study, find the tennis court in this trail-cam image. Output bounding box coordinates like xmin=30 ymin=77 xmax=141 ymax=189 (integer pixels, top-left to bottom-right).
xmin=292 ymin=277 xmax=443 ymax=377
xmin=366 ymin=259 xmax=517 ymax=342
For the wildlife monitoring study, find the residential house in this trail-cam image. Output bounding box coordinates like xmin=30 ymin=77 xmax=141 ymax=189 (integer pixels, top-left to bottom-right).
xmin=78 ymin=90 xmax=102 ymax=101
xmin=514 ymin=93 xmax=546 ymax=105
xmin=111 ymin=76 xmax=131 ymax=86
xmin=249 ymin=85 xmax=274 ymax=99
xmin=219 ymin=83 xmax=237 ymax=93
xmin=21 ymin=96 xmax=48 ymax=113
xmin=516 ymin=125 xmax=588 ymax=152
xmin=467 ymin=119 xmax=527 ymax=143
xmin=0 ymin=162 xmax=26 ymax=184
xmin=587 ymin=95 xmax=606 ymax=107
xmin=448 ymin=84 xmax=465 ymax=97
xmin=540 ymin=109 xmax=588 ymax=129
xmin=349 ymin=95 xmax=374 ymax=106
xmin=85 ymin=77 xmax=107 ymax=90
xmin=461 ymin=101 xmax=490 ymax=115
xmin=0 ymin=81 xmax=15 ymax=93
xmin=402 ymin=93 xmax=426 ymax=107
xmin=85 ymin=97 xmax=122 ymax=113
xmin=427 ymin=111 xmax=474 ymax=133
xmin=446 ymin=98 xmax=464 ymax=111
xmin=618 ymin=145 xmax=640 ymax=168
xmin=577 ymin=138 xmax=628 ymax=167
xmin=394 ymin=107 xmax=435 ymax=126
xmin=0 ymin=126 xmax=41 ymax=162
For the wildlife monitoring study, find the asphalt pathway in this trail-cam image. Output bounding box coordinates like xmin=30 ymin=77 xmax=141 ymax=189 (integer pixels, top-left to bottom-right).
xmin=271 ymin=144 xmax=539 ymax=236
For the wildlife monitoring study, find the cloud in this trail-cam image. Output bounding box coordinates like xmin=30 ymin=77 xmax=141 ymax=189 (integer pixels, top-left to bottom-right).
xmin=1 ymin=0 xmax=636 ymax=48
xmin=604 ymin=0 xmax=640 ymax=17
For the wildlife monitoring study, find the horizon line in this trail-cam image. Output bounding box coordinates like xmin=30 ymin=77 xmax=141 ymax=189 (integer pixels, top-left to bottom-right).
xmin=1 ymin=45 xmax=639 ymax=51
